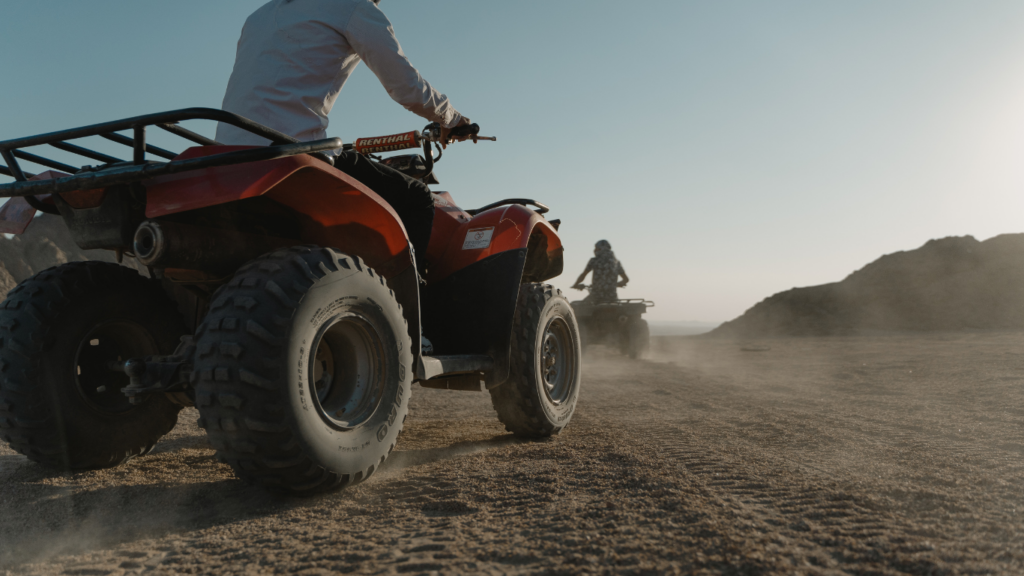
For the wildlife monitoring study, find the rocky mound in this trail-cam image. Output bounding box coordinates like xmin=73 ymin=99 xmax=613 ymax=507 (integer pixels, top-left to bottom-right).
xmin=0 ymin=214 xmax=135 ymax=299
xmin=712 ymin=234 xmax=1024 ymax=337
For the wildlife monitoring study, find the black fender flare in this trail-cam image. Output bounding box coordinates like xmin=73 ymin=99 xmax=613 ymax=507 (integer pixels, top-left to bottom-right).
xmin=420 ymin=248 xmax=528 ymax=387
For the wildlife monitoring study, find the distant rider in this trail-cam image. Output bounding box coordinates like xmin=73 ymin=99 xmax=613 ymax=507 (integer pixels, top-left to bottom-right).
xmin=215 ymin=0 xmax=473 ymax=273
xmin=572 ymin=240 xmax=629 ymax=303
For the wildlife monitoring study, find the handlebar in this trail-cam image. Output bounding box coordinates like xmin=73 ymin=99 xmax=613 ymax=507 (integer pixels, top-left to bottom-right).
xmin=352 ymin=131 xmax=421 ymax=155
xmin=350 ymin=122 xmax=496 ymax=181
xmin=448 ymin=123 xmax=485 ymax=140
xmin=351 ymin=123 xmax=495 ymax=156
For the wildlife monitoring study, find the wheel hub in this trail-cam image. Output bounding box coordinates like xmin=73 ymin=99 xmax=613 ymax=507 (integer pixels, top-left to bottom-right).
xmin=540 ymin=317 xmax=576 ymax=405
xmin=74 ymin=321 xmax=159 ymax=414
xmin=308 ymin=313 xmax=386 ymax=430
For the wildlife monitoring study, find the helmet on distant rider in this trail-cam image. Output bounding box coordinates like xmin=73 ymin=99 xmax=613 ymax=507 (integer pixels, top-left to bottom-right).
xmin=595 ymin=240 xmax=612 ymax=250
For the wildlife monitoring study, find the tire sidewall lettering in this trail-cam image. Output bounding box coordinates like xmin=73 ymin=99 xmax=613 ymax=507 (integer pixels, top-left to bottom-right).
xmin=284 ymin=266 xmax=412 ymax=470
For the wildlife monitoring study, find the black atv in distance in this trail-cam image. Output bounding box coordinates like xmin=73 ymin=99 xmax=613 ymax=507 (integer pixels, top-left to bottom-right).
xmin=571 ymin=287 xmax=653 ymax=359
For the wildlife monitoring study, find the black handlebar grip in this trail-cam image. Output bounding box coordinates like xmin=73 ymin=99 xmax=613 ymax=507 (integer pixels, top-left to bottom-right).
xmin=449 ymin=123 xmax=481 ymax=137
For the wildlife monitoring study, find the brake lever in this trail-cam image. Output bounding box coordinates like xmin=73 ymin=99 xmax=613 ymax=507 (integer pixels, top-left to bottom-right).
xmin=420 ymin=122 xmax=495 ymax=144
xmin=448 ymin=123 xmax=497 ymax=144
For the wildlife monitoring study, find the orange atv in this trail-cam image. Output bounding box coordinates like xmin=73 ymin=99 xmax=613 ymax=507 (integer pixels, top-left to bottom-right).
xmin=0 ymin=108 xmax=581 ymax=493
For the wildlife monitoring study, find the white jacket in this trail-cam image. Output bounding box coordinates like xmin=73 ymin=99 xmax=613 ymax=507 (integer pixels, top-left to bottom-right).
xmin=216 ymin=0 xmax=462 ymax=147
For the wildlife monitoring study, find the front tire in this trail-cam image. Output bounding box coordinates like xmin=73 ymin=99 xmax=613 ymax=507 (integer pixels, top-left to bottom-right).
xmin=489 ymin=284 xmax=581 ymax=437
xmin=194 ymin=247 xmax=413 ymax=494
xmin=0 ymin=262 xmax=186 ymax=469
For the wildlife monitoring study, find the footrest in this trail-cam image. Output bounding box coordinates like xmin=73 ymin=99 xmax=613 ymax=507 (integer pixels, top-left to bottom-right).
xmin=416 ymin=354 xmax=494 ymax=381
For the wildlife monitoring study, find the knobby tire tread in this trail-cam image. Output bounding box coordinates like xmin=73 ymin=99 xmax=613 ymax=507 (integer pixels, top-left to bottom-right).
xmin=628 ymin=319 xmax=650 ymax=359
xmin=490 ymin=283 xmax=569 ymax=437
xmin=0 ymin=262 xmax=182 ymax=469
xmin=194 ymin=246 xmax=406 ymax=494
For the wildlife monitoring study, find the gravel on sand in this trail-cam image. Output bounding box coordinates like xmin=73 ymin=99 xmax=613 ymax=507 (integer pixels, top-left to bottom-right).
xmin=2 ymin=331 xmax=1023 ymax=574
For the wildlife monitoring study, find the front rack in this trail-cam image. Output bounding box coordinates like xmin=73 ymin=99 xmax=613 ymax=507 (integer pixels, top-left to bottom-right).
xmin=0 ymin=108 xmax=344 ymax=211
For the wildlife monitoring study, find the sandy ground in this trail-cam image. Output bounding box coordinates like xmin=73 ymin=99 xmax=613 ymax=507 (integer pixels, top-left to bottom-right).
xmin=2 ymin=331 xmax=1023 ymax=575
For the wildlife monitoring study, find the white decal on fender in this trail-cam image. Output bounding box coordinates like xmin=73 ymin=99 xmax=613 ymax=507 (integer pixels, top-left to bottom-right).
xmin=462 ymin=227 xmax=494 ymax=250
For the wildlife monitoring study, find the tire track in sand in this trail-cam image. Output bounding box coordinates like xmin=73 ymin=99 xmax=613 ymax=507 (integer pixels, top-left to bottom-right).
xmin=635 ymin=423 xmax=1010 ymax=574
xmin=582 ymin=350 xmax=1019 ymax=573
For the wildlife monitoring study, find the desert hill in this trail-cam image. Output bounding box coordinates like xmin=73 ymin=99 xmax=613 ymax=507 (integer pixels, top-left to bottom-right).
xmin=0 ymin=214 xmax=135 ymax=299
xmin=711 ymin=234 xmax=1024 ymax=337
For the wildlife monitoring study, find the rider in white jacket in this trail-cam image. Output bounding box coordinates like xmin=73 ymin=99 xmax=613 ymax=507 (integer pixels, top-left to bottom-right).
xmin=216 ymin=0 xmax=471 ymax=273
xmin=217 ymin=0 xmax=467 ymax=146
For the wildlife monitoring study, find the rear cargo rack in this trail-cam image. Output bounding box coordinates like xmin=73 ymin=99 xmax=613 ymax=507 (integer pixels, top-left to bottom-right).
xmin=615 ymin=299 xmax=655 ymax=306
xmin=591 ymin=299 xmax=655 ymax=307
xmin=0 ymin=108 xmax=344 ymax=211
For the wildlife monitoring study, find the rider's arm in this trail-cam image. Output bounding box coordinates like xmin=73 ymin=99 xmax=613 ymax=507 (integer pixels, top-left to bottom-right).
xmin=572 ymin=262 xmax=593 ymax=288
xmin=617 ymin=264 xmax=629 ymax=287
xmin=344 ymin=3 xmax=463 ymax=129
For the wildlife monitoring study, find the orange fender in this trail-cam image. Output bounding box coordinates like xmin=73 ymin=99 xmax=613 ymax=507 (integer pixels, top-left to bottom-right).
xmin=145 ymin=146 xmax=412 ymax=278
xmin=427 ymin=202 xmax=563 ymax=283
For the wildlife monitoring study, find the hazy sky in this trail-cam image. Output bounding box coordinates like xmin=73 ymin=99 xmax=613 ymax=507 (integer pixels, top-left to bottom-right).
xmin=2 ymin=1 xmax=1023 ymax=322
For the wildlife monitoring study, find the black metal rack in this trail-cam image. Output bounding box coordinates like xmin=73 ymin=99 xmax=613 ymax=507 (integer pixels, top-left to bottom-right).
xmin=593 ymin=299 xmax=655 ymax=308
xmin=0 ymin=108 xmax=344 ymax=212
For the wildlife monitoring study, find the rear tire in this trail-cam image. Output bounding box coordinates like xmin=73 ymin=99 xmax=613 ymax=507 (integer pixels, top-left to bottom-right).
xmin=0 ymin=262 xmax=186 ymax=469
xmin=578 ymin=320 xmax=590 ymax=354
xmin=627 ymin=319 xmax=650 ymax=359
xmin=489 ymin=284 xmax=581 ymax=437
xmin=194 ymin=246 xmax=413 ymax=494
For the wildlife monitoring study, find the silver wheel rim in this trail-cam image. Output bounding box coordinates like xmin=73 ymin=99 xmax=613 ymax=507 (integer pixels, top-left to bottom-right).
xmin=541 ymin=317 xmax=576 ymax=405
xmin=309 ymin=313 xmax=386 ymax=430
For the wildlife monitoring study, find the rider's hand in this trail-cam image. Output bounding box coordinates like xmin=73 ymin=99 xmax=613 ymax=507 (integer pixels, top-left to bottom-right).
xmin=572 ymin=284 xmax=584 ymax=291
xmin=440 ymin=117 xmax=472 ymax=149
xmin=617 ymin=280 xmax=628 ymax=288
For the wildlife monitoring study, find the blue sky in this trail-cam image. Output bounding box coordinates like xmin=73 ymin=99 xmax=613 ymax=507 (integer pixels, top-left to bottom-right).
xmin=2 ymin=1 xmax=1023 ymax=322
